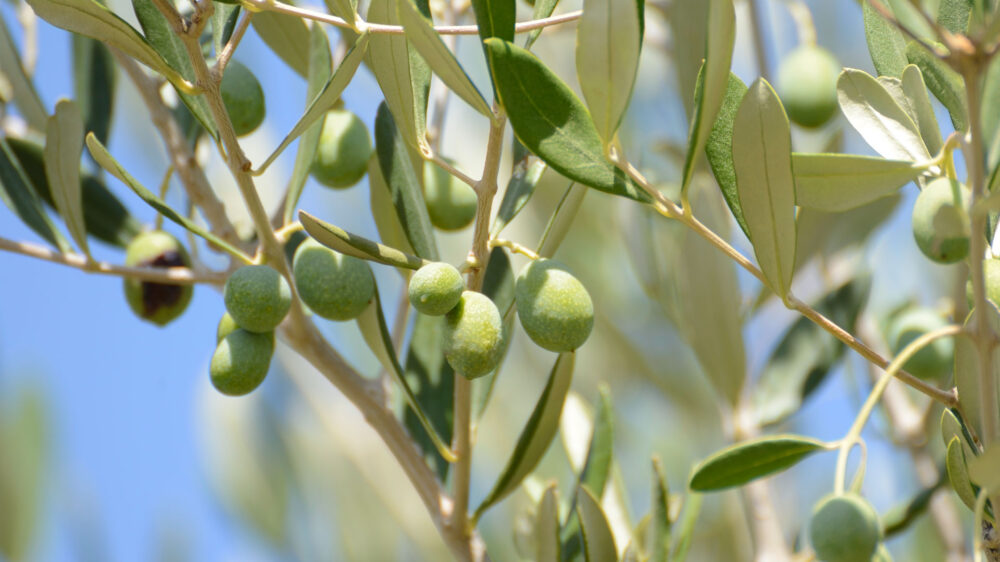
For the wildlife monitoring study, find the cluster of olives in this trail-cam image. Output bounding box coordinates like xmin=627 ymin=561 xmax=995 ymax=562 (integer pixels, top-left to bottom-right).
xmin=407 ymin=258 xmax=595 ymax=379
xmin=776 ymin=44 xmax=841 ymax=128
xmin=809 ymin=493 xmax=884 ymax=562
xmin=123 ymin=230 xmax=194 ymax=326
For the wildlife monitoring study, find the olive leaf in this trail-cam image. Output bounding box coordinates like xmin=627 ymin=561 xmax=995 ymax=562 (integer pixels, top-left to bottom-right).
xmin=899 ymin=64 xmax=944 ymax=156
xmin=483 ymin=38 xmax=651 ymax=203
xmin=537 ymin=183 xmax=587 ymax=258
xmin=937 ymin=0 xmax=973 ymax=33
xmin=733 ymin=78 xmax=796 ymax=300
xmin=882 ymin=478 xmax=943 ymax=537
xmin=298 ymin=210 xmax=429 ymax=270
xmin=838 ymin=68 xmax=930 ymax=162
xmin=470 ymin=0 xmax=515 ymax=46
xmin=0 ymin=12 xmax=46 ymax=132
xmin=704 ymin=72 xmax=749 ymax=236
xmin=368 ymin=155 xmax=418 ymax=276
xmin=577 ymin=486 xmax=618 ymax=562
xmin=969 ymin=443 xmax=1000 ymax=493
xmin=668 ymin=0 xmax=709 ymax=116
xmin=646 ymin=457 xmax=671 ymax=561
xmin=44 ymin=100 xmax=89 ymax=257
xmin=792 ymin=153 xmax=927 ymax=212
xmin=0 ymin=138 xmax=71 ymax=252
xmin=562 ymin=387 xmax=614 ymax=560
xmin=492 ymin=156 xmax=546 ymax=236
xmin=251 ymin=11 xmax=310 ymax=78
xmin=73 ymin=30 xmax=116 ymax=146
xmin=863 ymin=0 xmax=907 ymax=77
xmin=536 ymin=483 xmax=561 ymax=562
xmin=367 ymin=0 xmax=427 ymax=148
xmin=905 ymin=41 xmax=968 ymax=131
xmin=211 ymin=4 xmax=240 ymax=57
xmin=403 ymin=312 xmax=456 ymax=480
xmin=669 ymin=493 xmax=702 ymax=562
xmin=474 ymin=352 xmax=575 ymax=518
xmin=525 ymin=0 xmax=559 ymax=48
xmin=947 ymin=436 xmax=979 ymax=512
xmin=689 ymin=435 xmax=830 ymax=491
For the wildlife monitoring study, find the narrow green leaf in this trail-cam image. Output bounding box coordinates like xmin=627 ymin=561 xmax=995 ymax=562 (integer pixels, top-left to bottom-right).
xmin=646 ymin=457 xmax=671 ymax=562
xmin=680 ymin=0 xmax=735 ymax=196
xmin=470 ymin=0 xmax=515 ymax=43
xmin=575 ymin=0 xmax=641 ymax=145
xmin=937 ymin=0 xmax=973 ymax=34
xmin=668 ymin=0 xmax=709 ymax=116
xmin=733 ymin=78 xmax=797 ymax=300
xmin=0 ymin=12 xmax=47 ymax=131
xmin=577 ymin=486 xmax=617 ymax=562
xmin=0 ymin=138 xmax=69 ymax=251
xmin=251 ymin=11 xmax=310 ymax=78
xmin=367 ymin=154 xmax=417 ymax=272
xmin=947 ymin=436 xmax=978 ymax=511
xmin=882 ymin=479 xmax=942 ymax=537
xmin=85 ymin=133 xmax=249 ymax=261
xmin=941 ymin=408 xmax=967 ymax=450
xmin=689 ymin=435 xmax=828 ymax=491
xmin=900 ymin=64 xmax=944 ymax=156
xmin=562 ymin=388 xmax=615 ymax=560
xmin=837 ymin=68 xmax=930 ymax=163
xmin=72 ymin=33 xmax=116 ymax=146
xmin=704 ymin=72 xmax=749 ymax=236
xmin=537 ymin=183 xmax=587 ymax=258
xmin=525 ymin=0 xmax=559 ymax=48
xmin=211 ymin=4 xmax=240 ymax=56
xmin=298 ymin=210 xmax=428 ymax=270
xmin=491 ymin=157 xmax=546 ymax=236
xmin=483 ymin=38 xmax=650 ymax=203
xmin=905 ymin=41 xmax=968 ymax=131
xmin=403 ymin=312 xmax=455 ymax=480
xmin=45 ymin=99 xmax=89 ymax=256
xmin=863 ymin=0 xmax=908 ymax=77
xmin=373 ymin=102 xmax=439 ymax=260
xmin=792 ymin=153 xmax=926 ymax=211
xmin=475 ymin=352 xmax=575 ymax=517
xmin=367 ymin=0 xmax=425 ymax=148
xmin=536 ymin=484 xmax=561 ymax=562
xmin=669 ymin=493 xmax=702 ymax=562
xmin=398 ymin=0 xmax=492 ymax=118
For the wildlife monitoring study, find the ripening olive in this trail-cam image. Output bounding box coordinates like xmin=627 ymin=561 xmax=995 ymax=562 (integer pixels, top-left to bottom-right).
xmin=887 ymin=307 xmax=954 ymax=379
xmin=423 ymin=159 xmax=477 ymax=231
xmin=221 ymin=61 xmax=266 ymax=137
xmin=912 ymin=177 xmax=971 ymax=264
xmin=515 ymin=259 xmax=594 ymax=352
xmin=210 ymin=328 xmax=274 ymax=396
xmin=123 ymin=230 xmax=193 ymax=326
xmin=809 ymin=493 xmax=882 ymax=562
xmin=223 ymin=265 xmax=292 ymax=333
xmin=776 ymin=45 xmax=841 ymax=128
xmin=292 ymin=238 xmax=374 ymax=321
xmin=443 ymin=291 xmax=504 ymax=379
xmin=408 ymin=262 xmax=464 ymax=316
xmin=310 ymin=109 xmax=372 ymax=189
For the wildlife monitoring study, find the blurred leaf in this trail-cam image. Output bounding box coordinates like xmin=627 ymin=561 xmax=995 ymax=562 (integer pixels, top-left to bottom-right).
xmin=483 ymin=38 xmax=651 ymax=203
xmin=562 ymin=388 xmax=614 ymax=561
xmin=792 ymin=153 xmax=925 ymax=211
xmin=403 ymin=312 xmax=455 ymax=480
xmin=577 ymin=486 xmax=617 ymax=562
xmin=733 ymin=78 xmax=796 ymax=300
xmin=704 ymin=72 xmax=749 ymax=236
xmin=367 ymin=0 xmax=426 ymax=147
xmin=373 ymin=103 xmax=439 ymax=260
xmin=0 ymin=138 xmax=70 ymax=251
xmin=883 ymin=476 xmax=944 ymax=537
xmin=689 ymin=435 xmax=828 ymax=491
xmin=492 ymin=157 xmax=546 ymax=236
xmin=398 ymin=0 xmax=492 ymax=118
xmin=0 ymin=388 xmax=48 ymax=561
xmin=838 ymin=68 xmax=930 ymax=161
xmin=969 ymin=443 xmax=1000 ymax=492
xmin=646 ymin=457 xmax=670 ymax=561
xmin=668 ymin=0 xmax=709 ymax=115
xmin=794 ymin=194 xmax=899 ymax=271
xmin=298 ymin=210 xmax=428 ymax=269
xmin=905 ymin=42 xmax=968 ymax=131
xmin=45 ymin=99 xmax=89 ymax=256
xmin=86 ymin=133 xmax=249 ymax=260
xmin=983 ymin=57 xmax=1000 ymax=182
xmin=211 ymin=4 xmax=240 ymax=56
xmin=937 ymin=0 xmax=973 ymax=36
xmin=954 ymin=303 xmax=1000 ymax=439
xmin=251 ymin=11 xmax=310 ymax=78
xmin=753 ymin=275 xmax=872 ymax=426
xmin=575 ymin=0 xmax=642 ymax=146
xmin=669 ymin=493 xmax=702 ymax=562
xmin=326 ymin=0 xmax=355 ymax=23
xmin=475 ymin=352 xmax=575 ymax=518
xmin=946 ymin=436 xmax=979 ymax=512
xmin=0 ymin=11 xmax=47 ymax=131
xmin=680 ymin=0 xmax=735 ymax=197
xmin=863 ymin=0 xmax=907 ymax=77
xmin=72 ymin=32 xmax=116 ymax=146
xmin=537 ymin=484 xmax=561 ymax=562
xmin=899 ymin=64 xmax=944 ymax=156
xmin=537 ymin=183 xmax=587 ymax=258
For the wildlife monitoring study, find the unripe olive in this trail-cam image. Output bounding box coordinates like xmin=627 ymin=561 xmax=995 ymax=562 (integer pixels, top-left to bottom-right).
xmin=515 ymin=259 xmax=594 ymax=352
xmin=217 ymin=312 xmax=239 ymax=343
xmin=408 ymin=262 xmax=464 ymax=316
xmin=292 ymin=238 xmax=374 ymax=321
xmin=220 ymin=61 xmax=266 ymax=137
xmin=912 ymin=177 xmax=971 ymax=264
xmin=310 ymin=109 xmax=371 ymax=189
xmin=965 ymin=258 xmax=1000 ymax=309
xmin=223 ymin=265 xmax=292 ymax=333
xmin=210 ymin=328 xmax=274 ymax=396
xmin=809 ymin=493 xmax=881 ymax=562
xmin=423 ymin=159 xmax=477 ymax=231
xmin=886 ymin=307 xmax=954 ymax=379
xmin=443 ymin=291 xmax=504 ymax=379
xmin=776 ymin=45 xmax=841 ymax=128
xmin=123 ymin=230 xmax=193 ymax=326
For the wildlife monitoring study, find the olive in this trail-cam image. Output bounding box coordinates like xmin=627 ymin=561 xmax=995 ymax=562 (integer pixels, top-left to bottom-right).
xmin=443 ymin=291 xmax=504 ymax=379
xmin=408 ymin=262 xmax=464 ymax=316
xmin=123 ymin=230 xmax=193 ymax=326
xmin=223 ymin=265 xmax=292 ymax=333
xmin=515 ymin=259 xmax=594 ymax=352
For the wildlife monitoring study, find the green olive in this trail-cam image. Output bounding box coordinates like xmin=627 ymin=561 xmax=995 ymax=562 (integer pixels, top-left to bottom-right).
xmin=423 ymin=159 xmax=477 ymax=231
xmin=515 ymin=259 xmax=594 ymax=352
xmin=220 ymin=60 xmax=266 ymax=137
xmin=310 ymin=109 xmax=372 ymax=189
xmin=292 ymin=238 xmax=375 ymax=321
xmin=223 ymin=265 xmax=292 ymax=333
xmin=809 ymin=493 xmax=882 ymax=562
xmin=886 ymin=307 xmax=954 ymax=379
xmin=776 ymin=45 xmax=841 ymax=128
xmin=912 ymin=177 xmax=971 ymax=264
xmin=443 ymin=291 xmax=504 ymax=379
xmin=216 ymin=312 xmax=239 ymax=343
xmin=408 ymin=262 xmax=464 ymax=316
xmin=210 ymin=328 xmax=274 ymax=396
xmin=123 ymin=230 xmax=193 ymax=326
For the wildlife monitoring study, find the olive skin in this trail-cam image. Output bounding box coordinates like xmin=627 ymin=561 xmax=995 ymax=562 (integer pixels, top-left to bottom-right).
xmin=123 ymin=230 xmax=193 ymax=326
xmin=912 ymin=177 xmax=971 ymax=264
xmin=210 ymin=328 xmax=274 ymax=396
xmin=292 ymin=239 xmax=375 ymax=321
xmin=443 ymin=291 xmax=504 ymax=379
xmin=515 ymin=259 xmax=594 ymax=352
xmin=809 ymin=493 xmax=882 ymax=562
xmin=310 ymin=109 xmax=372 ymax=189
xmin=776 ymin=45 xmax=841 ymax=128
xmin=423 ymin=159 xmax=478 ymax=231
xmin=408 ymin=262 xmax=464 ymax=316
xmin=223 ymin=265 xmax=292 ymax=333
xmin=887 ymin=307 xmax=954 ymax=379
xmin=217 ymin=312 xmax=239 ymax=343
xmin=221 ymin=61 xmax=266 ymax=137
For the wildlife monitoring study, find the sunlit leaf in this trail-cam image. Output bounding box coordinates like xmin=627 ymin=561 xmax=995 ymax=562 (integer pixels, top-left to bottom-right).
xmin=704 ymin=72 xmax=749 ymax=236
xmin=577 ymin=486 xmax=617 ymax=562
xmin=537 ymin=183 xmax=587 ymax=258
xmin=863 ymin=0 xmax=907 ymax=77
xmin=251 ymin=11 xmax=310 ymax=78
xmin=899 ymin=64 xmax=944 ymax=156
xmin=536 ymin=483 xmax=561 ymax=562
xmin=792 ymin=153 xmax=926 ymax=211
xmin=367 ymin=0 xmax=427 ymax=148
xmin=298 ymin=210 xmax=428 ymax=270
xmin=689 ymin=435 xmax=829 ymax=491
xmin=838 ymin=68 xmax=930 ymax=161
xmin=905 ymin=41 xmax=968 ymax=131
xmin=937 ymin=0 xmax=973 ymax=35
xmin=45 ymin=99 xmax=89 ymax=256
xmin=492 ymin=155 xmax=546 ymax=236
xmin=562 ymin=387 xmax=614 ymax=560
xmin=946 ymin=436 xmax=978 ymax=511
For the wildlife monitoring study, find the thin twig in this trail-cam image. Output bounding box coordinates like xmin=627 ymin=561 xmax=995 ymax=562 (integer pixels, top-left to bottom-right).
xmin=214 ymin=10 xmax=253 ymax=74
